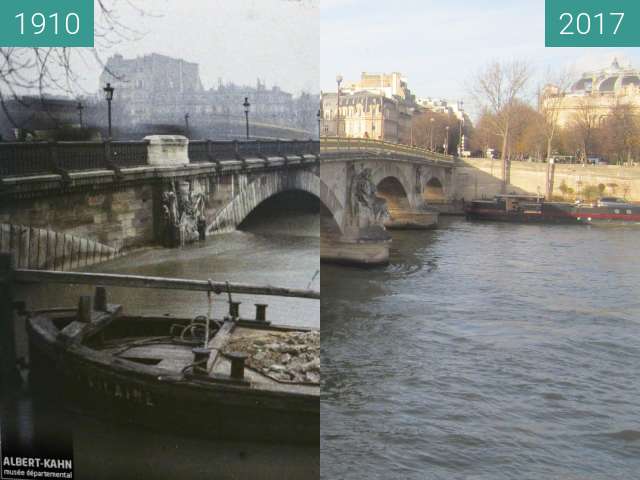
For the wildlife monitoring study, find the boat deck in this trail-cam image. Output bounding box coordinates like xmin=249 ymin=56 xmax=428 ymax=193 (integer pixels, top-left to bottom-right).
xmin=95 ymin=323 xmax=320 ymax=396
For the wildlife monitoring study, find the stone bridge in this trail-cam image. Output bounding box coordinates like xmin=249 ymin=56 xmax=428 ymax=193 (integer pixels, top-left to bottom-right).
xmin=320 ymin=137 xmax=455 ymax=265
xmin=0 ymin=137 xmax=319 ymax=258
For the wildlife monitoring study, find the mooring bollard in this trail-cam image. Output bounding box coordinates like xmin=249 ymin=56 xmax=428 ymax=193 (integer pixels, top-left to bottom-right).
xmin=229 ymin=301 xmax=241 ymax=319
xmin=255 ymin=304 xmax=268 ymax=322
xmin=0 ymin=252 xmax=21 ymax=388
xmin=77 ymin=296 xmax=93 ymax=323
xmin=94 ymin=286 xmax=108 ymax=312
xmin=228 ymin=351 xmax=248 ymax=380
xmin=192 ymin=348 xmax=211 ymax=375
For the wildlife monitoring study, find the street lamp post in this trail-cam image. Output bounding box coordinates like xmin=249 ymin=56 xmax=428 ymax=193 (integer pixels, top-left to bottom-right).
xmin=336 ymin=75 xmax=343 ymax=137
xmin=77 ymin=102 xmax=84 ymax=129
xmin=243 ymin=97 xmax=250 ymax=140
xmin=429 ymin=117 xmax=434 ymax=151
xmin=458 ymin=100 xmax=465 ymax=156
xmin=184 ymin=113 xmax=190 ymax=138
xmin=317 ymin=109 xmax=321 ymax=139
xmin=103 ymin=83 xmax=114 ymax=139
xmin=444 ymin=125 xmax=450 ymax=154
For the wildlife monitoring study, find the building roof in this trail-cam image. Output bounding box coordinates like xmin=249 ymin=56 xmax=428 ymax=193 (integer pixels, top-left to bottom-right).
xmin=571 ymin=58 xmax=640 ymax=94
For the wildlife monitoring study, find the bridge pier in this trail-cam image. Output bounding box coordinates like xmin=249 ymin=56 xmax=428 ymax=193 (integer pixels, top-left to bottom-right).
xmin=385 ymin=210 xmax=438 ymax=230
xmin=321 ymin=225 xmax=391 ymax=266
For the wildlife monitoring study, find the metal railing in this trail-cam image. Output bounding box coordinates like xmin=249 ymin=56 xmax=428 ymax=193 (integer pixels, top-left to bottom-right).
xmin=188 ymin=139 xmax=319 ymax=163
xmin=0 ymin=140 xmax=150 ymax=178
xmin=0 ymin=139 xmax=319 ymax=179
xmin=320 ymin=136 xmax=455 ymax=164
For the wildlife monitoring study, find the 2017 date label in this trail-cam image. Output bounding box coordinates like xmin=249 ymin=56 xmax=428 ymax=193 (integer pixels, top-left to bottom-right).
xmin=546 ymin=0 xmax=640 ymax=47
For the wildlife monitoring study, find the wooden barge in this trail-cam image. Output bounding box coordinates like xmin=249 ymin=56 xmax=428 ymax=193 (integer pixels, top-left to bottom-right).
xmin=465 ymin=194 xmax=640 ymax=226
xmin=19 ymin=271 xmax=320 ymax=444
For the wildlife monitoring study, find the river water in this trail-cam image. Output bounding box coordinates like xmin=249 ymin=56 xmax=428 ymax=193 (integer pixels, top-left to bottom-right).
xmin=321 ymin=217 xmax=640 ymax=479
xmin=4 ymin=196 xmax=320 ymax=480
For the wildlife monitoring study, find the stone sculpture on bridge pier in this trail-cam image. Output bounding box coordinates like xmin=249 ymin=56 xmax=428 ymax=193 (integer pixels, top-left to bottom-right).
xmin=161 ymin=181 xmax=207 ymax=247
xmin=320 ymin=137 xmax=455 ymax=265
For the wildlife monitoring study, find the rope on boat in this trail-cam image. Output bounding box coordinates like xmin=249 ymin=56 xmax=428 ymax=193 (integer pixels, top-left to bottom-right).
xmin=181 ymin=358 xmax=208 ymax=375
xmin=307 ymin=269 xmax=319 ymax=290
xmin=225 ymin=281 xmax=233 ymax=309
xmin=205 ymin=279 xmax=222 ymax=347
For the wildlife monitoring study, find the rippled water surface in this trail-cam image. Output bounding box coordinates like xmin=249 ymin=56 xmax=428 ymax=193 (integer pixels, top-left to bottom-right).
xmin=321 ymin=217 xmax=640 ymax=479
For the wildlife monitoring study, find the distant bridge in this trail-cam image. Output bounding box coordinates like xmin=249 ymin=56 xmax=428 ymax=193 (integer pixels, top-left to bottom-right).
xmin=320 ymin=137 xmax=456 ymax=265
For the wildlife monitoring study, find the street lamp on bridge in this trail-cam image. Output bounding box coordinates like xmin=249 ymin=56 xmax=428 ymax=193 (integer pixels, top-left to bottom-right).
xmin=103 ymin=83 xmax=115 ymax=139
xmin=457 ymin=100 xmax=465 ymax=156
xmin=184 ymin=113 xmax=191 ymax=138
xmin=77 ymin=102 xmax=84 ymax=129
xmin=317 ymin=109 xmax=321 ymax=139
xmin=444 ymin=125 xmax=450 ymax=154
xmin=243 ymin=97 xmax=251 ymax=140
xmin=336 ymin=75 xmax=343 ymax=137
xmin=429 ymin=117 xmax=435 ymax=151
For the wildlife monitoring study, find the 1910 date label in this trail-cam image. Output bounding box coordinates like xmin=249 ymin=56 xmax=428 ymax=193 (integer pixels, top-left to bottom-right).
xmin=0 ymin=0 xmax=93 ymax=47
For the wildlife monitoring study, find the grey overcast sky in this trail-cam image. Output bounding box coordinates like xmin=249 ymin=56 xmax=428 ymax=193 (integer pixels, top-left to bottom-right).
xmin=76 ymin=0 xmax=319 ymax=96
xmin=321 ymin=0 xmax=640 ymax=105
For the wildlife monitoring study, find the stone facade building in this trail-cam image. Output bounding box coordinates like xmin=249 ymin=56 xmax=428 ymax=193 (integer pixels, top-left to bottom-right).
xmin=543 ymin=59 xmax=640 ymax=128
xmin=99 ymin=53 xmax=318 ymax=137
xmin=320 ymin=72 xmax=415 ymax=144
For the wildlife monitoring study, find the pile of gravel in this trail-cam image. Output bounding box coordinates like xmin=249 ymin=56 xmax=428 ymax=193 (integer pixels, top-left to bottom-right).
xmin=224 ymin=330 xmax=320 ymax=384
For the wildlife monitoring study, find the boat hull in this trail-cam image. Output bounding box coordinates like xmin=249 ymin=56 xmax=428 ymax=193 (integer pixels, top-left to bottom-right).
xmin=466 ymin=200 xmax=640 ymax=226
xmin=26 ymin=315 xmax=319 ymax=445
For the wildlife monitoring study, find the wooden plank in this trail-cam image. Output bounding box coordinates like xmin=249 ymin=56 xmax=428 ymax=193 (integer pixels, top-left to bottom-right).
xmin=13 ymin=269 xmax=320 ymax=300
xmin=206 ymin=320 xmax=236 ymax=373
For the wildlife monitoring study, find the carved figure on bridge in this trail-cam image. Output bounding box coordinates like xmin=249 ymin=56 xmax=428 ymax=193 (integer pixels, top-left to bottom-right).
xmin=415 ymin=166 xmax=424 ymax=195
xmin=349 ymin=167 xmax=389 ymax=226
xmin=161 ymin=181 xmax=207 ymax=247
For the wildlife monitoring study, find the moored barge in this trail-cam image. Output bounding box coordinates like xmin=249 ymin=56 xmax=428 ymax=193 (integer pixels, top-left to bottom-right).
xmin=465 ymin=195 xmax=640 ymax=226
xmin=26 ymin=284 xmax=319 ymax=444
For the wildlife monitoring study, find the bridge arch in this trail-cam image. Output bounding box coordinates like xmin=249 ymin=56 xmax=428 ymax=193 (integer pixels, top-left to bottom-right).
xmin=368 ymin=162 xmax=416 ymax=213
xmin=423 ymin=176 xmax=446 ymax=202
xmin=207 ymin=170 xmax=329 ymax=234
xmin=376 ymin=176 xmax=411 ymax=219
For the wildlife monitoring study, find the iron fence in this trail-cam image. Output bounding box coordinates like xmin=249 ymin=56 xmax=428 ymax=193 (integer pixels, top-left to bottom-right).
xmin=189 ymin=139 xmax=319 ymax=163
xmin=0 ymin=139 xmax=318 ymax=179
xmin=0 ymin=141 xmax=150 ymax=178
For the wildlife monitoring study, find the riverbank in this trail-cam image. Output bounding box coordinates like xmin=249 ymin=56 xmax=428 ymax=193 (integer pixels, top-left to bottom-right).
xmin=456 ymin=158 xmax=640 ymax=201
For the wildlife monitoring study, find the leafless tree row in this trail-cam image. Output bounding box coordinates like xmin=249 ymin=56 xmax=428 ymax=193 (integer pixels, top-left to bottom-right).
xmin=467 ymin=59 xmax=640 ymax=167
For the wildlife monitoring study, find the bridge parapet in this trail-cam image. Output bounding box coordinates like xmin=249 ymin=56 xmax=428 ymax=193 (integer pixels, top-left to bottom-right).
xmin=0 ymin=138 xmax=319 ymax=180
xmin=321 ymin=136 xmax=455 ymax=166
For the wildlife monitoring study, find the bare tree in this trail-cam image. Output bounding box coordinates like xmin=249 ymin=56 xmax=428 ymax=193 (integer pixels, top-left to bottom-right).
xmin=602 ymin=101 xmax=640 ymax=165
xmin=470 ymin=60 xmax=531 ymax=189
xmin=569 ymin=98 xmax=601 ymax=164
xmin=411 ymin=110 xmax=461 ymax=154
xmin=538 ymin=68 xmax=573 ymax=161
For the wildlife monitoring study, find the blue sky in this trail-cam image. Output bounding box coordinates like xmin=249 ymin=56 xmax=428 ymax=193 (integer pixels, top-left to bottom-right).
xmin=321 ymin=0 xmax=640 ymax=108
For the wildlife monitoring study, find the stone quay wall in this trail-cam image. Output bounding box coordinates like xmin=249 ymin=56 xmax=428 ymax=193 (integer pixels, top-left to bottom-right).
xmin=455 ymin=158 xmax=640 ymax=201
